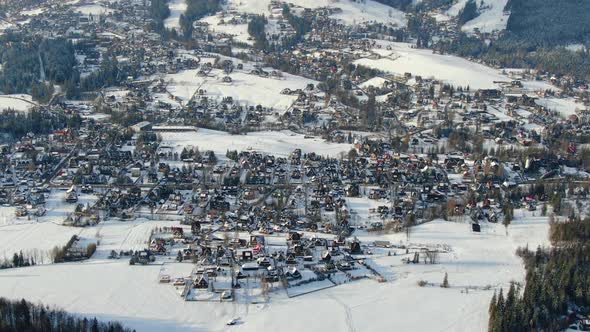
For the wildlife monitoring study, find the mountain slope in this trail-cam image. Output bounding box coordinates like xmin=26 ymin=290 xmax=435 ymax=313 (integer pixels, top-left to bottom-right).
xmin=505 ymin=0 xmax=590 ymax=46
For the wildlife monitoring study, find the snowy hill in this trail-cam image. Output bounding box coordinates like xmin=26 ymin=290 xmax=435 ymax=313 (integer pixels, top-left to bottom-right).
xmin=353 ymin=41 xmax=553 ymax=90
xmin=226 ymin=0 xmax=407 ymax=26
xmin=447 ymin=0 xmax=510 ymax=34
xmin=0 ymin=210 xmax=550 ymax=332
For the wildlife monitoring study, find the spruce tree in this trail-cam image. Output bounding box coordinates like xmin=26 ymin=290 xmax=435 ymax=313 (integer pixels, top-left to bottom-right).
xmin=442 ymin=272 xmax=449 ymax=288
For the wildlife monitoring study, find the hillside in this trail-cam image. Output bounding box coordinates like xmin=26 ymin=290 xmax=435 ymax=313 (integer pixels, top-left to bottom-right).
xmin=505 ymin=0 xmax=590 ymax=46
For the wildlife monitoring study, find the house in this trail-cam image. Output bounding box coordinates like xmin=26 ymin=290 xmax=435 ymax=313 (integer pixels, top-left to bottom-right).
xmin=193 ymin=274 xmax=209 ymax=289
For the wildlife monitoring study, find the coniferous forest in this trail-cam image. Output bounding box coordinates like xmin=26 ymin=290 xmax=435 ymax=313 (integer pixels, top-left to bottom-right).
xmin=504 ymin=0 xmax=590 ymax=46
xmin=0 ymin=297 xmax=134 ymax=332
xmin=488 ymin=217 xmax=590 ymax=331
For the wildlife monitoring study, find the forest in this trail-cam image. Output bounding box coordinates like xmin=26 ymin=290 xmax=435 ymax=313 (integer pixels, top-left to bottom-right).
xmin=504 ymin=0 xmax=590 ymax=46
xmin=432 ymin=30 xmax=590 ymax=81
xmin=373 ymin=0 xmax=413 ymax=11
xmin=179 ymin=0 xmax=221 ymax=38
xmin=247 ymin=15 xmax=268 ymax=50
xmin=457 ymin=0 xmax=478 ymax=26
xmin=79 ymin=54 xmax=121 ymax=92
xmin=0 ymin=109 xmax=79 ymax=137
xmin=488 ymin=216 xmax=590 ymax=331
xmin=280 ymin=5 xmax=312 ymax=50
xmin=149 ymin=0 xmax=171 ymax=32
xmin=0 ymin=35 xmax=76 ymax=101
xmin=0 ymin=297 xmax=134 ymax=332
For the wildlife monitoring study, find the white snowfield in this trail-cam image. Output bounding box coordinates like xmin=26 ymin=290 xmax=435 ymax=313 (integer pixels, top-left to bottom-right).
xmin=0 ymin=221 xmax=79 ymax=265
xmin=225 ymin=0 xmax=406 ymax=26
xmin=20 ymin=8 xmax=45 ymax=17
xmin=165 ymin=0 xmax=406 ymax=31
xmin=0 ymin=211 xmax=549 ymax=331
xmin=75 ymin=4 xmax=115 ymax=16
xmin=447 ymin=0 xmax=510 ymax=34
xmin=0 ymin=191 xmax=99 ymax=263
xmin=164 ymin=68 xmax=316 ymax=111
xmin=160 ymin=128 xmax=354 ymax=159
xmin=200 ymin=14 xmax=253 ymax=45
xmin=0 ymin=94 xmax=37 ymax=113
xmin=354 ymin=42 xmax=554 ymax=90
xmin=535 ymin=97 xmax=586 ymax=118
xmin=164 ymin=0 xmax=187 ymax=30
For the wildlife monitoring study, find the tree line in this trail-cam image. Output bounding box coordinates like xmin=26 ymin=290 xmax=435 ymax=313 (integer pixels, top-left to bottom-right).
xmin=149 ymin=0 xmax=170 ymax=32
xmin=457 ymin=0 xmax=478 ymax=26
xmin=179 ymin=0 xmax=221 ymax=38
xmin=427 ymin=0 xmax=590 ymax=81
xmin=0 ymin=109 xmax=77 ymax=137
xmin=0 ymin=251 xmax=37 ymax=269
xmin=372 ymin=0 xmax=413 ymax=11
xmin=0 ymin=297 xmax=134 ymax=332
xmin=489 ymin=217 xmax=590 ymax=331
xmin=247 ymin=15 xmax=268 ymax=50
xmin=280 ymin=5 xmax=312 ymax=50
xmin=0 ymin=35 xmax=76 ymax=101
xmin=505 ymin=0 xmax=590 ymax=47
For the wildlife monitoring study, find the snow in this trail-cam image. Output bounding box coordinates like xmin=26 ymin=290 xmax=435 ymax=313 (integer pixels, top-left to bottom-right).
xmin=0 ymin=210 xmax=550 ymax=332
xmin=164 ymin=0 xmax=187 ymax=30
xmin=535 ymin=97 xmax=586 ymax=118
xmin=0 ymin=219 xmax=80 ymax=264
xmin=359 ymin=77 xmax=388 ymax=89
xmin=225 ymin=0 xmax=406 ymax=26
xmin=200 ymin=14 xmax=253 ymax=45
xmin=75 ymin=4 xmax=114 ymax=16
xmin=354 ymin=42 xmax=553 ymax=90
xmin=164 ymin=68 xmax=316 ymax=111
xmin=0 ymin=94 xmax=37 ymax=112
xmin=323 ymin=0 xmax=407 ymax=26
xmin=447 ymin=0 xmax=468 ymax=16
xmin=20 ymin=8 xmax=45 ymax=16
xmin=461 ymin=0 xmax=510 ymax=34
xmin=566 ymin=44 xmax=587 ymax=52
xmin=0 ymin=189 xmax=101 ymax=264
xmin=0 ymin=21 xmax=14 ymax=33
xmin=431 ymin=11 xmax=452 ymax=22
xmin=446 ymin=0 xmax=510 ymax=34
xmin=160 ymin=128 xmax=354 ymax=159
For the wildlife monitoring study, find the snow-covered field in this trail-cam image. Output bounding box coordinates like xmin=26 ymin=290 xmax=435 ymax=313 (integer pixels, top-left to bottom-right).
xmin=0 ymin=220 xmax=80 ymax=264
xmin=20 ymin=8 xmax=45 ymax=16
xmin=164 ymin=0 xmax=187 ymax=30
xmin=535 ymin=97 xmax=586 ymax=118
xmin=0 ymin=190 xmax=99 ymax=262
xmin=160 ymin=128 xmax=354 ymax=159
xmin=75 ymin=4 xmax=114 ymax=16
xmin=0 ymin=94 xmax=37 ymax=112
xmin=446 ymin=0 xmax=510 ymax=34
xmin=0 ymin=210 xmax=549 ymax=331
xmin=354 ymin=42 xmax=554 ymax=90
xmin=200 ymin=14 xmax=252 ymax=45
xmin=164 ymin=68 xmax=316 ymax=110
xmin=225 ymin=0 xmax=406 ymax=26
xmin=461 ymin=0 xmax=510 ymax=34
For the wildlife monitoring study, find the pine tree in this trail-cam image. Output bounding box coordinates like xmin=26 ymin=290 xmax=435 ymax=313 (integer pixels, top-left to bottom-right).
xmin=442 ymin=272 xmax=449 ymax=288
xmin=18 ymin=251 xmax=25 ymax=267
xmin=91 ymin=317 xmax=100 ymax=332
xmin=505 ymin=283 xmax=517 ymax=331
xmin=15 ymin=299 xmax=31 ymax=331
xmin=489 ymin=292 xmax=498 ymax=331
xmin=493 ymin=289 xmax=505 ymax=332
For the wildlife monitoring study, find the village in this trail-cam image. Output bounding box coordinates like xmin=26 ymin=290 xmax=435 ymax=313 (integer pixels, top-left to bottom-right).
xmin=0 ymin=0 xmax=589 ymax=331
